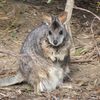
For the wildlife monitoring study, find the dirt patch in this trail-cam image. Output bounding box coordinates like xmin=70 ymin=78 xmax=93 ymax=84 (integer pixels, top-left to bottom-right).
xmin=0 ymin=0 xmax=100 ymax=99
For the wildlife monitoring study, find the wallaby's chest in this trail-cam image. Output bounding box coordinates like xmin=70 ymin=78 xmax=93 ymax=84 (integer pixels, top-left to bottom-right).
xmin=41 ymin=39 xmax=68 ymax=62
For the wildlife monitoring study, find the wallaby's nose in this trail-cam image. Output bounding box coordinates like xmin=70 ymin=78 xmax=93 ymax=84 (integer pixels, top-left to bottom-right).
xmin=53 ymin=40 xmax=58 ymax=45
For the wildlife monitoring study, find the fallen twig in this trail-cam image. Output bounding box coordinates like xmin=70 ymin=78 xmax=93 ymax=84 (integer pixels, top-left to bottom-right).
xmin=74 ymin=6 xmax=100 ymax=21
xmin=0 ymin=50 xmax=19 ymax=58
xmin=0 ymin=87 xmax=13 ymax=91
xmin=0 ymin=92 xmax=7 ymax=97
xmin=71 ymin=59 xmax=92 ymax=63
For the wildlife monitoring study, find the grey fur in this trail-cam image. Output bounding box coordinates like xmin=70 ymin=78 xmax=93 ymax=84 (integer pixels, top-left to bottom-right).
xmin=0 ymin=15 xmax=71 ymax=92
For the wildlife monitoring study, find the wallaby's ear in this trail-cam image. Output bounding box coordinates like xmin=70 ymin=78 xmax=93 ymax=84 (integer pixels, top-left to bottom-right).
xmin=43 ymin=14 xmax=52 ymax=25
xmin=58 ymin=11 xmax=67 ymax=24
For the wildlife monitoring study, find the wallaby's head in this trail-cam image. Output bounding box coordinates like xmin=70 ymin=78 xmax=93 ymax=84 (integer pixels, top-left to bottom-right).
xmin=43 ymin=12 xmax=69 ymax=47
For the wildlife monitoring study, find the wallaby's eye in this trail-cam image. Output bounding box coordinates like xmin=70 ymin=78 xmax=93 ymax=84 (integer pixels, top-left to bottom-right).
xmin=59 ymin=30 xmax=63 ymax=35
xmin=49 ymin=31 xmax=52 ymax=35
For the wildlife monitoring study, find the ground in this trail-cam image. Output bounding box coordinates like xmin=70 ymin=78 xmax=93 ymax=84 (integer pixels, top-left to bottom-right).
xmin=0 ymin=0 xmax=100 ymax=99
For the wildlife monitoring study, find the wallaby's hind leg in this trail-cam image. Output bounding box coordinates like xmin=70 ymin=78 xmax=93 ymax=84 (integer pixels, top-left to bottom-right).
xmin=34 ymin=82 xmax=42 ymax=95
xmin=61 ymin=52 xmax=71 ymax=74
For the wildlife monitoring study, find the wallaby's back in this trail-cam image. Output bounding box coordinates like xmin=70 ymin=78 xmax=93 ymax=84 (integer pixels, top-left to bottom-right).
xmin=20 ymin=23 xmax=48 ymax=56
xmin=0 ymin=23 xmax=49 ymax=87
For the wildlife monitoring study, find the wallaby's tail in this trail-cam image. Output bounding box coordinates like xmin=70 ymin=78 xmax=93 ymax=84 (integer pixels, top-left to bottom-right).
xmin=0 ymin=71 xmax=24 ymax=87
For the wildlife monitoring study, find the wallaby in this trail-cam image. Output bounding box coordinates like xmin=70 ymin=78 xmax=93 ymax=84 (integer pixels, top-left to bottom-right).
xmin=42 ymin=12 xmax=71 ymax=74
xmin=0 ymin=12 xmax=71 ymax=94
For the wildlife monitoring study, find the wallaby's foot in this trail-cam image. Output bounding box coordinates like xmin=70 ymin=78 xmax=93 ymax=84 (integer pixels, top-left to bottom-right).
xmin=63 ymin=66 xmax=70 ymax=80
xmin=34 ymin=84 xmax=42 ymax=96
xmin=34 ymin=91 xmax=42 ymax=96
xmin=65 ymin=66 xmax=70 ymax=74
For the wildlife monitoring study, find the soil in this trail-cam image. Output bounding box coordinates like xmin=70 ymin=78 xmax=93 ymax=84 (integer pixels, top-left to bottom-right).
xmin=0 ymin=0 xmax=100 ymax=100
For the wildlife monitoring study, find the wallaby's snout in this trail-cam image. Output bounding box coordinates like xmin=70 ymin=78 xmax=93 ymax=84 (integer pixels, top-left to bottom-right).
xmin=53 ymin=40 xmax=58 ymax=45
